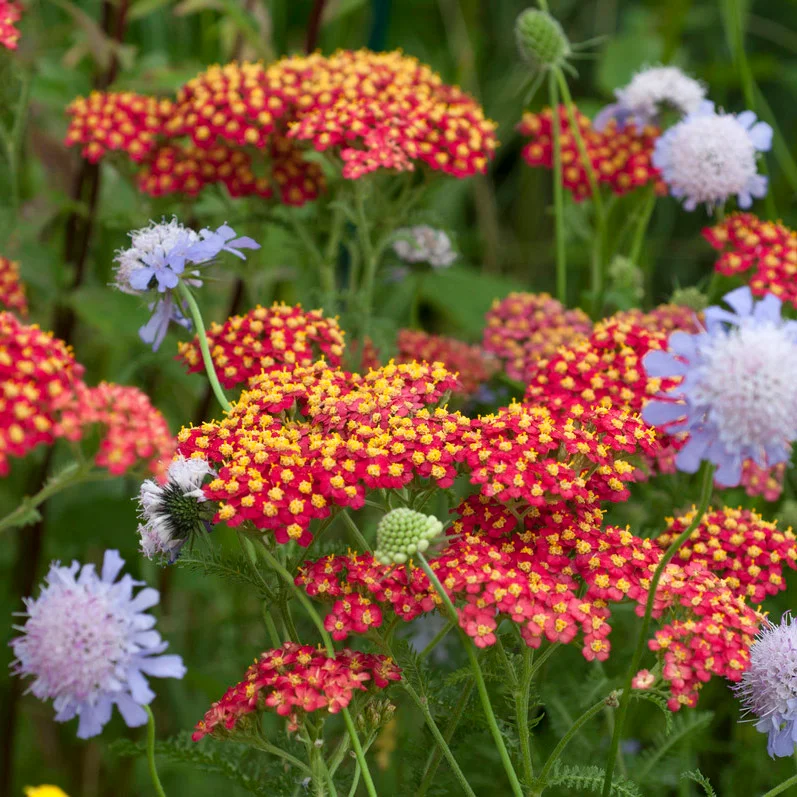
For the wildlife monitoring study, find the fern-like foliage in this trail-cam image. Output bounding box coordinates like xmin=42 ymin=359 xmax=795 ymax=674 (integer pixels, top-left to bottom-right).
xmin=177 ymin=547 xmax=277 ymax=599
xmin=636 ymin=711 xmax=714 ymax=783
xmin=111 ymin=732 xmax=298 ymax=796
xmin=391 ymin=637 xmax=431 ymax=697
xmin=546 ymin=762 xmax=643 ymax=796
xmin=681 ymin=769 xmax=717 ymax=797
xmin=629 ymin=689 xmax=674 ymax=735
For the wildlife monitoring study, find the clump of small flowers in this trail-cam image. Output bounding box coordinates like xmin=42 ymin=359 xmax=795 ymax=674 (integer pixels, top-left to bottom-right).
xmin=177 ymin=302 xmax=345 ymax=389
xmin=0 ymin=0 xmax=22 ymax=50
xmin=595 ymin=65 xmax=706 ymax=131
xmin=643 ymin=286 xmax=797 ymax=485
xmin=138 ymin=454 xmax=215 ymax=561
xmin=704 ymin=212 xmax=797 ymax=309
xmin=392 ymin=226 xmax=457 ymax=269
xmin=10 ymin=550 xmax=186 ymax=738
xmin=0 ymin=255 xmax=27 ymax=315
xmin=652 ymin=102 xmax=772 ymax=211
xmin=483 ymin=291 xmax=592 ymax=382
xmin=735 ymin=614 xmax=797 ymax=757
xmin=192 ymin=642 xmax=401 ymax=739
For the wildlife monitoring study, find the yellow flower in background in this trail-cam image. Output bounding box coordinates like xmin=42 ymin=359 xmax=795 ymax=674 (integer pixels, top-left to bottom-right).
xmin=24 ymin=787 xmax=69 ymax=797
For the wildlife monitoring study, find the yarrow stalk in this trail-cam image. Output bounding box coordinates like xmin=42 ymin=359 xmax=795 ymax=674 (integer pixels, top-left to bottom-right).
xmin=10 ymin=550 xmax=185 ymax=738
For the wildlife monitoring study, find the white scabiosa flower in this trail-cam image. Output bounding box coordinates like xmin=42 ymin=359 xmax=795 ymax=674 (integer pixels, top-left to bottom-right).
xmin=393 ymin=226 xmax=457 ymax=269
xmin=735 ymin=614 xmax=797 ymax=758
xmin=137 ymin=455 xmax=215 ymax=562
xmin=10 ymin=549 xmax=186 ymax=739
xmin=652 ymin=101 xmax=772 ymax=211
xmin=595 ymin=66 xmax=706 ymax=130
xmin=642 ymin=286 xmax=797 ymax=485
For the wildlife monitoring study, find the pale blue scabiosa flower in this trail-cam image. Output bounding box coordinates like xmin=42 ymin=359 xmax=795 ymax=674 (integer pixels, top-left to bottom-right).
xmin=652 ymin=101 xmax=772 ymax=211
xmin=137 ymin=455 xmax=215 ymax=562
xmin=734 ymin=614 xmax=797 ymax=758
xmin=114 ymin=218 xmax=260 ymax=351
xmin=642 ymin=286 xmax=797 ymax=486
xmin=594 ymin=65 xmax=705 ymax=131
xmin=10 ymin=549 xmax=185 ymax=738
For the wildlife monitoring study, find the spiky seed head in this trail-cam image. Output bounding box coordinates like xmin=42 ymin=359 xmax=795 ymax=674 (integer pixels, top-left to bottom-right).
xmin=515 ymin=9 xmax=571 ymax=74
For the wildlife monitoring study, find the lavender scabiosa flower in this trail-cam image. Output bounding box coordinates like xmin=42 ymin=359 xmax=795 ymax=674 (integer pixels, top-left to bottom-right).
xmin=642 ymin=286 xmax=797 ymax=486
xmin=137 ymin=455 xmax=215 ymax=562
xmin=594 ymin=66 xmax=706 ymax=131
xmin=652 ymin=101 xmax=772 ymax=211
xmin=393 ymin=225 xmax=457 ymax=269
xmin=734 ymin=614 xmax=797 ymax=758
xmin=114 ymin=218 xmax=260 ymax=351
xmin=10 ymin=549 xmax=186 ymax=739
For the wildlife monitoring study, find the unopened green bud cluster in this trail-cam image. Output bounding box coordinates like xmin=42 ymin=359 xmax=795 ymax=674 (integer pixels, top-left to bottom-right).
xmin=670 ymin=285 xmax=709 ymax=311
xmin=515 ymin=8 xmax=571 ymax=74
xmin=374 ymin=508 xmax=443 ymax=565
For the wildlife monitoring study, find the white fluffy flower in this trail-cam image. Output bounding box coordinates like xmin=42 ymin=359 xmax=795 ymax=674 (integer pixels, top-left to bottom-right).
xmin=596 ymin=66 xmax=706 ymax=131
xmin=137 ymin=455 xmax=214 ymax=562
xmin=652 ymin=101 xmax=772 ymax=211
xmin=735 ymin=614 xmax=797 ymax=758
xmin=393 ymin=226 xmax=457 ymax=269
xmin=113 ymin=218 xmax=200 ymax=295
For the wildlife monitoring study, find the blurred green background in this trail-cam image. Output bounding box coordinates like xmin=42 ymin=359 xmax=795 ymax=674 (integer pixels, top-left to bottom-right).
xmin=2 ymin=0 xmax=797 ymax=794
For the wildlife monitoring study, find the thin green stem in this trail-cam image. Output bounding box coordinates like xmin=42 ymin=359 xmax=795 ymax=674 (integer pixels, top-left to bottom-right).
xmin=263 ymin=607 xmax=282 ymax=649
xmin=536 ymin=695 xmax=612 ymax=790
xmin=339 ymin=510 xmax=371 ymax=552
xmin=0 ymin=462 xmax=108 ymax=536
xmin=248 ymin=735 xmax=312 ymax=775
xmin=516 ymin=646 xmax=535 ymax=785
xmin=601 ymin=463 xmax=715 ymax=797
xmin=354 ymin=181 xmax=378 ymax=351
xmin=549 ymin=71 xmax=567 ymax=304
xmin=177 ymin=282 xmax=231 ymax=413
xmin=256 ymin=540 xmax=377 ymax=797
xmin=144 ymin=706 xmax=167 ymax=797
xmin=416 ymin=552 xmax=524 ymax=797
xmin=627 ymin=184 xmax=658 ymax=303
xmin=418 ymin=619 xmax=455 ymax=660
xmin=417 ymin=680 xmax=475 ymax=797
xmin=528 ymin=642 xmax=559 ymax=682
xmin=762 ymin=773 xmax=797 ymax=797
xmin=321 ymin=206 xmax=346 ymax=313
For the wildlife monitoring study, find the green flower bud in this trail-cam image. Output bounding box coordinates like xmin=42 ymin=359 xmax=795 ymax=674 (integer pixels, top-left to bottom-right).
xmin=670 ymin=285 xmax=708 ymax=312
xmin=374 ymin=508 xmax=443 ymax=566
xmin=515 ymin=8 xmax=571 ymax=74
xmin=608 ymin=255 xmax=644 ymax=304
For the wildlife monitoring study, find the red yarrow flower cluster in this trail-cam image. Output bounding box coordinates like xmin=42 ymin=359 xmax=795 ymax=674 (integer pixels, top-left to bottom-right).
xmin=518 ymin=106 xmax=665 ymax=201
xmin=396 ymin=329 xmax=497 ymax=396
xmin=0 ymin=1 xmax=21 ymax=50
xmin=177 ymin=303 xmax=346 ymax=389
xmin=657 ymin=506 xmax=797 ymax=603
xmin=0 ymin=313 xmax=84 ymax=475
xmin=739 ymin=460 xmax=785 ymax=502
xmin=703 ymin=213 xmax=797 ymax=309
xmin=482 ymin=292 xmax=592 ymax=383
xmin=0 ymin=256 xmax=28 ymax=316
xmin=610 ymin=304 xmax=700 ymax=336
xmin=192 ymin=642 xmax=400 ymax=739
xmin=66 ymin=50 xmax=498 ymax=204
xmin=57 ymin=382 xmax=174 ymax=477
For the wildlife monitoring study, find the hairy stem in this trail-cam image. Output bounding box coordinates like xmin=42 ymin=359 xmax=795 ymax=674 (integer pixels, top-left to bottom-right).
xmin=762 ymin=773 xmax=797 ymax=797
xmin=548 ymin=71 xmax=567 ymax=304
xmin=177 ymin=282 xmax=231 ymax=413
xmin=601 ymin=463 xmax=715 ymax=796
xmin=516 ymin=646 xmax=536 ymax=784
xmin=145 ymin=707 xmax=168 ymax=797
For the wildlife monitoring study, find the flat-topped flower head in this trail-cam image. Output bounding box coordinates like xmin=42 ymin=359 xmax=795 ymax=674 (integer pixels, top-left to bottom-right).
xmin=735 ymin=614 xmax=797 ymax=758
xmin=595 ymin=66 xmax=706 ymax=131
xmin=10 ymin=549 xmax=185 ymax=738
xmin=652 ymin=102 xmax=772 ymax=211
xmin=393 ymin=226 xmax=456 ymax=269
xmin=375 ymin=508 xmax=443 ymax=565
xmin=643 ymin=286 xmax=797 ymax=485
xmin=138 ymin=455 xmax=215 ymax=562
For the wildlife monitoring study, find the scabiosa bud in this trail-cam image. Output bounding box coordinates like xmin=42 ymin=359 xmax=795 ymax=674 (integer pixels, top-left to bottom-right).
xmin=10 ymin=549 xmax=186 ymax=739
xmin=670 ymin=285 xmax=709 ymax=312
xmin=393 ymin=225 xmax=456 ymax=269
xmin=652 ymin=101 xmax=772 ymax=212
xmin=595 ymin=66 xmax=706 ymax=131
xmin=137 ymin=455 xmax=215 ymax=562
xmin=607 ymin=255 xmax=644 ymax=305
xmin=374 ymin=508 xmax=443 ymax=565
xmin=643 ymin=286 xmax=797 ymax=485
xmin=515 ymin=8 xmax=571 ymax=74
xmin=735 ymin=614 xmax=797 ymax=758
